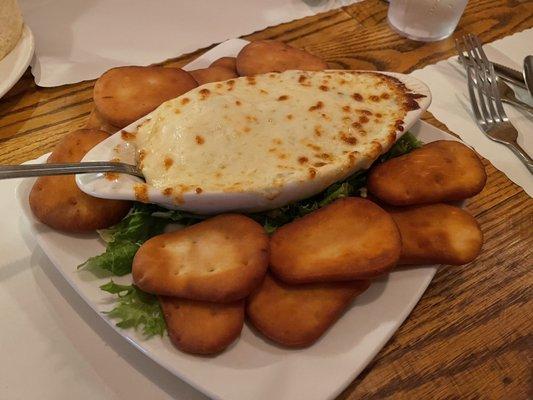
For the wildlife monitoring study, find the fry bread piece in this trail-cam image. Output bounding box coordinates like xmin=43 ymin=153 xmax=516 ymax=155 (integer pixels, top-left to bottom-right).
xmin=160 ymin=296 xmax=244 ymax=355
xmin=133 ymin=214 xmax=269 ymax=302
xmin=93 ymin=66 xmax=197 ymax=128
xmin=29 ymin=129 xmax=131 ymax=232
xmin=210 ymin=56 xmax=237 ymax=72
xmin=387 ymin=203 xmax=483 ymax=265
xmin=270 ymin=198 xmax=401 ymax=283
xmin=85 ymin=107 xmax=120 ymax=133
xmin=368 ymin=140 xmax=487 ymax=206
xmin=189 ymin=66 xmax=238 ymax=85
xmin=247 ymin=274 xmax=370 ymax=347
xmin=236 ymin=40 xmax=328 ymax=76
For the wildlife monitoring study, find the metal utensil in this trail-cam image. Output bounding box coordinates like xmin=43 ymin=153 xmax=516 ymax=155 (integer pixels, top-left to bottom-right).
xmin=0 ymin=161 xmax=144 ymax=180
xmin=461 ymin=55 xmax=526 ymax=88
xmin=495 ymin=79 xmax=533 ymax=116
xmin=524 ymin=55 xmax=533 ymax=97
xmin=461 ymin=57 xmax=533 ymax=115
xmin=456 ymin=34 xmax=533 ymax=174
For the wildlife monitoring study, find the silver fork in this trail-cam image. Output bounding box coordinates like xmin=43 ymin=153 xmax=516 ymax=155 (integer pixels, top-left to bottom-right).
xmin=458 ymin=56 xmax=533 ymax=115
xmin=456 ymin=34 xmax=533 ymax=174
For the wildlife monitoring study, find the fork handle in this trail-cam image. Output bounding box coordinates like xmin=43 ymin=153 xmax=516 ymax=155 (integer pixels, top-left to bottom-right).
xmin=504 ymin=141 xmax=533 ymax=174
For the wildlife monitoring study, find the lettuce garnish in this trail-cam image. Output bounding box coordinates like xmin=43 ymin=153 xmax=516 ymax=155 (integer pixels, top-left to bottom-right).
xmin=100 ymin=280 xmax=165 ymax=338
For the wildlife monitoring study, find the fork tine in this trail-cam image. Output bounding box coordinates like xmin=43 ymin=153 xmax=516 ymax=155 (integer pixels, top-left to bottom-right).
xmin=468 ymin=34 xmax=498 ymax=118
xmin=455 ymin=37 xmax=468 ymax=66
xmin=466 ymin=63 xmax=486 ymax=129
xmin=463 ymin=34 xmax=498 ymax=122
xmin=462 ymin=36 xmax=492 ymax=125
xmin=456 ymin=39 xmax=486 ymax=130
xmin=471 ymin=34 xmax=507 ymax=119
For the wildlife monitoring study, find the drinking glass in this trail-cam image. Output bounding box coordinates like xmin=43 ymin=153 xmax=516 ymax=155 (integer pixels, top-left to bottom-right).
xmin=387 ymin=0 xmax=468 ymax=42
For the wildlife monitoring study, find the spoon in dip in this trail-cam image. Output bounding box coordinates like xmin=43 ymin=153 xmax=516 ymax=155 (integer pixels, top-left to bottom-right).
xmin=0 ymin=161 xmax=144 ymax=180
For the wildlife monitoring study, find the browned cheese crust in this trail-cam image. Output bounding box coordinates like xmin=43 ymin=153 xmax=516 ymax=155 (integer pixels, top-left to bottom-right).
xmin=29 ymin=129 xmax=132 ymax=232
xmin=367 ymin=140 xmax=487 ymax=206
xmin=209 ymin=56 xmax=237 ymax=72
xmin=387 ymin=203 xmax=483 ymax=265
xmin=93 ymin=66 xmax=198 ymax=128
xmin=189 ymin=66 xmax=238 ymax=86
xmin=246 ymin=274 xmax=370 ymax=347
xmin=159 ymin=296 xmax=244 ymax=355
xmin=85 ymin=107 xmax=120 ymax=133
xmin=132 ymin=214 xmax=269 ymax=302
xmin=270 ymin=197 xmax=401 ymax=283
xmin=236 ymin=40 xmax=328 ymax=76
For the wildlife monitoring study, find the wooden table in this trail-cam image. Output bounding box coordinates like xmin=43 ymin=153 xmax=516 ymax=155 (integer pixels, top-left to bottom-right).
xmin=1 ymin=0 xmax=531 ymax=398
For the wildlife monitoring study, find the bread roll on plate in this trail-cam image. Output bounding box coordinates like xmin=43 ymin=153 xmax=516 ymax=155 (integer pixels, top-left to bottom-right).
xmin=93 ymin=66 xmax=197 ymax=128
xmin=132 ymin=214 xmax=269 ymax=302
xmin=209 ymin=56 xmax=237 ymax=72
xmin=160 ymin=296 xmax=244 ymax=355
xmin=236 ymin=40 xmax=327 ymax=76
xmin=247 ymin=274 xmax=370 ymax=347
xmin=190 ymin=66 xmax=238 ymax=85
xmin=270 ymin=198 xmax=401 ymax=283
xmin=29 ymin=129 xmax=131 ymax=233
xmin=387 ymin=203 xmax=483 ymax=265
xmin=368 ymin=140 xmax=486 ymax=206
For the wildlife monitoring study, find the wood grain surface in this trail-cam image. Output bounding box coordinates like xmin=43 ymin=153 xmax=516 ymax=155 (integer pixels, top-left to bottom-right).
xmin=1 ymin=0 xmax=532 ymax=399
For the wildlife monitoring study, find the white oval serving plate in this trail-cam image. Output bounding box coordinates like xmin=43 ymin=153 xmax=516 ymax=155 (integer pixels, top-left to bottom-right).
xmin=17 ymin=37 xmax=461 ymax=400
xmin=77 ymin=64 xmax=431 ymax=215
xmin=18 ymin=118 xmax=460 ymax=400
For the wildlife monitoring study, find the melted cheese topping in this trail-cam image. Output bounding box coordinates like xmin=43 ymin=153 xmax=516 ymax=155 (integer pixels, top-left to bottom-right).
xmin=135 ymin=70 xmax=413 ymax=200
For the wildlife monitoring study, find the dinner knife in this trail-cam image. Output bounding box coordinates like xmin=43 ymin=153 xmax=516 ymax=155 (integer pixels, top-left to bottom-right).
xmin=492 ymin=62 xmax=527 ymax=89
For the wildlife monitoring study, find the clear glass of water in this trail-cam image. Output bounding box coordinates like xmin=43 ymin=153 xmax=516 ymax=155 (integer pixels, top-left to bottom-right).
xmin=387 ymin=0 xmax=468 ymax=42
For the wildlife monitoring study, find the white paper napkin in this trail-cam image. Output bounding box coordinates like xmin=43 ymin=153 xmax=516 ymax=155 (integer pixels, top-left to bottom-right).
xmin=410 ymin=28 xmax=533 ymax=196
xmin=19 ymin=0 xmax=359 ymax=87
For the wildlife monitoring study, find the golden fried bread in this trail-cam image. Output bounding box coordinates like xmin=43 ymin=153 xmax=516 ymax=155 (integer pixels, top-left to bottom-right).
xmin=210 ymin=56 xmax=237 ymax=72
xmin=29 ymin=129 xmax=131 ymax=232
xmin=190 ymin=66 xmax=238 ymax=85
xmin=270 ymin=198 xmax=401 ymax=283
xmin=236 ymin=40 xmax=328 ymax=76
xmin=388 ymin=203 xmax=483 ymax=265
xmin=160 ymin=296 xmax=244 ymax=355
xmin=93 ymin=66 xmax=197 ymax=128
xmin=85 ymin=107 xmax=120 ymax=133
xmin=247 ymin=274 xmax=370 ymax=347
xmin=132 ymin=214 xmax=269 ymax=302
xmin=368 ymin=140 xmax=487 ymax=206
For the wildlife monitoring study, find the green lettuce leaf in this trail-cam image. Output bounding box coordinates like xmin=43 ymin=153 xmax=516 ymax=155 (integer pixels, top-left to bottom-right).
xmin=79 ymin=204 xmax=172 ymax=276
xmin=100 ymin=281 xmax=166 ymax=338
xmin=103 ymin=203 xmax=169 ymax=243
xmin=379 ymin=132 xmax=423 ymax=162
xmin=80 ymin=241 xmax=140 ymax=276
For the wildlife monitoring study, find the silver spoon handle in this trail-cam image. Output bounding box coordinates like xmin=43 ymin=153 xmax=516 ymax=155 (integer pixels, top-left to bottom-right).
xmin=0 ymin=162 xmax=144 ymax=180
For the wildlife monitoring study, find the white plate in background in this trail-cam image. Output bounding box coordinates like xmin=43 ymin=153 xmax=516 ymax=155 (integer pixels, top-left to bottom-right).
xmin=0 ymin=24 xmax=35 ymax=99
xmin=17 ymin=119 xmax=459 ymax=400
